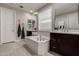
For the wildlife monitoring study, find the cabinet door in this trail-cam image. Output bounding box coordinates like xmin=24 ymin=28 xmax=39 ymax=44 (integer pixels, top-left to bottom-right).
xmin=50 ymin=35 xmax=60 ymax=53
xmin=77 ymin=38 xmax=79 ymax=55
xmin=59 ymin=37 xmax=76 ymax=56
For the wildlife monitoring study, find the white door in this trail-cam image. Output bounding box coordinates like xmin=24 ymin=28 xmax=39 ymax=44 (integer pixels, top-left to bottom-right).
xmin=1 ymin=8 xmax=16 ymax=43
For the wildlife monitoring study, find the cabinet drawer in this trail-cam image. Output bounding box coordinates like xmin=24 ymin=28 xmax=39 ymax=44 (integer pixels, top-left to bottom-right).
xmin=50 ymin=40 xmax=57 ymax=45
xmin=50 ymin=45 xmax=59 ymax=52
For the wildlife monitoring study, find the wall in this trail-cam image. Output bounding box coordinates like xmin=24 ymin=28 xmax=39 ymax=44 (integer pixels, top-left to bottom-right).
xmin=38 ymin=4 xmax=53 ymax=40
xmin=16 ymin=11 xmax=27 ymax=36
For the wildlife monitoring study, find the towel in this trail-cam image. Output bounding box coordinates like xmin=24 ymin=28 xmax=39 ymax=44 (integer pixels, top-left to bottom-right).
xmin=21 ymin=26 xmax=25 ymax=39
xmin=17 ymin=24 xmax=21 ymax=37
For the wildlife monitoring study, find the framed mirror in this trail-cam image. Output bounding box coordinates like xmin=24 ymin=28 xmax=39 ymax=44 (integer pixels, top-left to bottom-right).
xmin=27 ymin=20 xmax=36 ymax=30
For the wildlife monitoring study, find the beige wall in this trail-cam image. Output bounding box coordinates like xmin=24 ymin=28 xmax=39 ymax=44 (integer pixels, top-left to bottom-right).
xmin=16 ymin=11 xmax=26 ymax=28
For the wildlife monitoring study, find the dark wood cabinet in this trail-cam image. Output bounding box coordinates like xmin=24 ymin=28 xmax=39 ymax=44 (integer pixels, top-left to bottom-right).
xmin=59 ymin=37 xmax=75 ymax=55
xmin=77 ymin=38 xmax=79 ymax=55
xmin=50 ymin=33 xmax=79 ymax=56
xmin=27 ymin=31 xmax=32 ymax=36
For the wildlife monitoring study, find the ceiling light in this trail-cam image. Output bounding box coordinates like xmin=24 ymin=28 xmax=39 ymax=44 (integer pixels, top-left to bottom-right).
xmin=19 ymin=5 xmax=24 ymax=8
xmin=30 ymin=10 xmax=33 ymax=13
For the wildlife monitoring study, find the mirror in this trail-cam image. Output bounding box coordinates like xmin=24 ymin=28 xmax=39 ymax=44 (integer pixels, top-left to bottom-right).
xmin=27 ymin=20 xmax=36 ymax=30
xmin=54 ymin=3 xmax=78 ymax=32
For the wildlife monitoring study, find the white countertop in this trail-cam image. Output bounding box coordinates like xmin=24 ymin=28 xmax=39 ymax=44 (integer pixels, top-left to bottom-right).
xmin=27 ymin=30 xmax=37 ymax=32
xmin=51 ymin=30 xmax=79 ymax=35
xmin=25 ymin=36 xmax=50 ymax=43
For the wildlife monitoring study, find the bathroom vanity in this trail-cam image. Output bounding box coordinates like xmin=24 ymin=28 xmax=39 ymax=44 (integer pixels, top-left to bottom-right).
xmin=50 ymin=32 xmax=79 ymax=56
xmin=49 ymin=4 xmax=79 ymax=56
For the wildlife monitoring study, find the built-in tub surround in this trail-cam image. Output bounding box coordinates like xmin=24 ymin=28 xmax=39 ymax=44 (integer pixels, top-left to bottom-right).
xmin=27 ymin=35 xmax=49 ymax=42
xmin=24 ymin=35 xmax=50 ymax=55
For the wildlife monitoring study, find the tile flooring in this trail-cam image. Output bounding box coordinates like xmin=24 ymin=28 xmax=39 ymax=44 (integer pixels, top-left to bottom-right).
xmin=0 ymin=40 xmax=60 ymax=56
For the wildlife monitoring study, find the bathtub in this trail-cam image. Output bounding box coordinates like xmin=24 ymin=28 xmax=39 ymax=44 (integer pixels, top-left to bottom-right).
xmin=24 ymin=35 xmax=50 ymax=55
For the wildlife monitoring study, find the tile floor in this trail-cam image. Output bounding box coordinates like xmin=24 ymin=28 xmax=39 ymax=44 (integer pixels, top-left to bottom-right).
xmin=0 ymin=40 xmax=60 ymax=56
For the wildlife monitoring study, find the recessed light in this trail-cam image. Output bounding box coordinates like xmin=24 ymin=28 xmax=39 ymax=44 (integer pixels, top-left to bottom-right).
xmin=30 ymin=10 xmax=33 ymax=13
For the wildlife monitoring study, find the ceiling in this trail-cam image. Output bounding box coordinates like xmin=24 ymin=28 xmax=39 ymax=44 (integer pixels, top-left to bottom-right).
xmin=3 ymin=3 xmax=47 ymax=12
xmin=55 ymin=3 xmax=78 ymax=16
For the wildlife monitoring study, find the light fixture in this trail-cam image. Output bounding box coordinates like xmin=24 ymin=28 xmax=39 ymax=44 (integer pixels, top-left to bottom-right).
xmin=30 ymin=10 xmax=38 ymax=15
xmin=30 ymin=10 xmax=33 ymax=13
xmin=19 ymin=5 xmax=24 ymax=8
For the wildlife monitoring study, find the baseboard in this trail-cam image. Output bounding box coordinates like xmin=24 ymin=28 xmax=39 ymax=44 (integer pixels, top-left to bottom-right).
xmin=0 ymin=39 xmax=21 ymax=45
xmin=14 ymin=39 xmax=22 ymax=42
